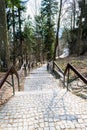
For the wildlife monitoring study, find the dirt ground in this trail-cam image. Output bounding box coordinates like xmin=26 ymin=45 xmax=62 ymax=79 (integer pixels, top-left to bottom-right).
xmin=0 ymin=69 xmax=25 ymax=106
xmin=0 ymin=64 xmax=41 ymax=106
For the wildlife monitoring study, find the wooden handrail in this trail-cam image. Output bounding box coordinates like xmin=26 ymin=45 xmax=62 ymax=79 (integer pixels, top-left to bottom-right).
xmin=64 ymin=63 xmax=87 ymax=84
xmin=52 ymin=61 xmax=87 ymax=91
xmin=64 ymin=63 xmax=69 ymax=76
xmin=54 ymin=61 xmax=64 ymax=74
xmin=0 ymin=66 xmax=20 ymax=94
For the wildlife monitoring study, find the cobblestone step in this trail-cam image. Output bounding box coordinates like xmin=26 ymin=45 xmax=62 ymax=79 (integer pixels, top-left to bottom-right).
xmin=0 ymin=64 xmax=87 ymax=130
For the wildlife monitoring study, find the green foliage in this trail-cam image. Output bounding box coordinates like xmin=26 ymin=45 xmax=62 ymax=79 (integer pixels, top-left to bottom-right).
xmin=23 ymin=16 xmax=37 ymax=60
xmin=6 ymin=0 xmax=21 ymax=8
xmin=6 ymin=0 xmax=27 ymax=65
xmin=41 ymin=0 xmax=58 ymax=60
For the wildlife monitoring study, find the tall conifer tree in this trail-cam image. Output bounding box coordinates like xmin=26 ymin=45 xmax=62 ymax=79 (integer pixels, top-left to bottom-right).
xmin=41 ymin=0 xmax=58 ymax=60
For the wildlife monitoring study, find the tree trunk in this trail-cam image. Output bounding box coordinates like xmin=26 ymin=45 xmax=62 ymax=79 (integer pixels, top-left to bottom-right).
xmin=53 ymin=0 xmax=62 ymax=63
xmin=12 ymin=5 xmax=16 ymax=65
xmin=77 ymin=15 xmax=82 ymax=55
xmin=18 ymin=8 xmax=23 ymax=65
xmin=0 ymin=0 xmax=10 ymax=71
xmin=73 ymin=0 xmax=76 ymax=29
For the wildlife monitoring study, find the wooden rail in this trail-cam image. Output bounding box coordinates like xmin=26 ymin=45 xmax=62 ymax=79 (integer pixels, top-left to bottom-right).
xmin=0 ymin=66 xmax=20 ymax=95
xmin=48 ymin=61 xmax=87 ymax=91
xmin=64 ymin=63 xmax=87 ymax=90
xmin=53 ymin=61 xmax=64 ymax=75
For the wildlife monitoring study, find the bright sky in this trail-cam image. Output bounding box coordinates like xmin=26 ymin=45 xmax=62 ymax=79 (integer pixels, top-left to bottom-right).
xmin=25 ymin=0 xmax=77 ymax=19
xmin=26 ymin=0 xmax=41 ymax=19
xmin=25 ymin=0 xmax=79 ymax=30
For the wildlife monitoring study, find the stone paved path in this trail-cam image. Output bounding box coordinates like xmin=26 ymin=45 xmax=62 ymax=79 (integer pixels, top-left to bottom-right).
xmin=0 ymin=64 xmax=87 ymax=130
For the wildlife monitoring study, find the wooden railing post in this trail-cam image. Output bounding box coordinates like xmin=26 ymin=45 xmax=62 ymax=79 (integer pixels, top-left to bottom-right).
xmin=47 ymin=62 xmax=49 ymax=71
xmin=52 ymin=61 xmax=54 ymax=73
xmin=0 ymin=65 xmax=20 ymax=95
xmin=12 ymin=74 xmax=15 ymax=95
xmin=48 ymin=61 xmax=87 ymax=91
xmin=18 ymin=77 xmax=20 ymax=91
xmin=67 ymin=68 xmax=70 ymax=91
xmin=24 ymin=64 xmax=27 ymax=76
xmin=64 ymin=75 xmax=65 ymax=87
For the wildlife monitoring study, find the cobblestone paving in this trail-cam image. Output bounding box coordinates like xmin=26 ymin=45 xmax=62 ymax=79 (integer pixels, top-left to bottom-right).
xmin=0 ymin=64 xmax=87 ymax=130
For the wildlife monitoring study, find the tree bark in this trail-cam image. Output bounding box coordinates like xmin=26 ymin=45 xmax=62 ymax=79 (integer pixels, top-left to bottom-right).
xmin=18 ymin=8 xmax=23 ymax=65
xmin=77 ymin=15 xmax=82 ymax=55
xmin=53 ymin=0 xmax=62 ymax=64
xmin=12 ymin=5 xmax=16 ymax=65
xmin=0 ymin=0 xmax=10 ymax=70
xmin=73 ymin=0 xmax=76 ymax=29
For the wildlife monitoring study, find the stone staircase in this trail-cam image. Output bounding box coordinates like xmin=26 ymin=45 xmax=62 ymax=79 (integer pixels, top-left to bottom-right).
xmin=0 ymin=64 xmax=87 ymax=130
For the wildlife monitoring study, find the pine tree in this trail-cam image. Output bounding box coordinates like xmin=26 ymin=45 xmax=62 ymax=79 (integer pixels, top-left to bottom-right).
xmin=0 ymin=0 xmax=10 ymax=71
xmin=41 ymin=0 xmax=58 ymax=60
xmin=6 ymin=0 xmax=26 ymax=65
